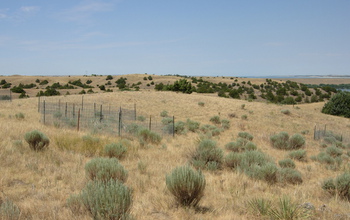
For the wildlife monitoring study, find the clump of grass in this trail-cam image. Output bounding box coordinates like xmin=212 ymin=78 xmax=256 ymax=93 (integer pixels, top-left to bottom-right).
xmin=322 ymin=172 xmax=350 ymax=200
xmin=190 ymin=139 xmax=224 ymax=170
xmin=278 ymin=159 xmax=296 ymax=169
xmin=174 ymin=121 xmax=186 ymax=135
xmin=326 ymin=145 xmax=343 ymax=158
xmin=15 ymin=112 xmax=25 ymax=119
xmin=78 ymin=179 xmax=132 ymax=219
xmin=104 ymin=142 xmax=127 ymax=159
xmin=198 ymin=102 xmax=205 ymax=107
xmin=270 ymin=132 xmax=305 ymax=150
xmin=85 ymin=157 xmax=128 ymax=183
xmin=160 ymin=110 xmax=168 ymax=117
xmin=0 ymin=199 xmax=21 ymax=220
xmin=268 ymin=196 xmax=310 ymax=219
xmin=24 ymin=130 xmax=50 ymax=151
xmin=138 ymin=129 xmax=162 ymax=146
xmin=241 ymin=104 xmax=245 ymax=109
xmin=281 ymin=109 xmax=291 ymax=115
xmin=221 ymin=119 xmax=230 ymax=130
xmin=210 ymin=115 xmax=221 ymax=124
xmin=287 ymin=149 xmax=307 ymax=162
xmin=241 ymin=115 xmax=248 ymax=120
xmin=82 ymin=135 xmax=101 ymax=156
xmin=238 ymin=132 xmax=254 ymax=141
xmin=166 ymin=166 xmax=206 ymax=207
xmin=137 ymin=115 xmax=146 ymax=122
xmin=247 ymin=197 xmax=272 ymax=217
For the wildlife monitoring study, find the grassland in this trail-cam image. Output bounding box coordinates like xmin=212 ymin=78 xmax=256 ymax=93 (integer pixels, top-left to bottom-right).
xmin=1 ymin=75 xmax=350 ymax=219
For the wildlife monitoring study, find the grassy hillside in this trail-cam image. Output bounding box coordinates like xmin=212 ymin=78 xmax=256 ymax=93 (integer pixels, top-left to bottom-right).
xmin=1 ymin=78 xmax=350 ymax=219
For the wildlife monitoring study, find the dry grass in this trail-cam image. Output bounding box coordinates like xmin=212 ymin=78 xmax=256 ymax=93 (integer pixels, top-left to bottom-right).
xmin=1 ymin=81 xmax=350 ymax=219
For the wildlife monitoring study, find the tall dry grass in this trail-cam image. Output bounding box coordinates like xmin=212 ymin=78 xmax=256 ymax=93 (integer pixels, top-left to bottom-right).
xmin=1 ymin=88 xmax=350 ymax=219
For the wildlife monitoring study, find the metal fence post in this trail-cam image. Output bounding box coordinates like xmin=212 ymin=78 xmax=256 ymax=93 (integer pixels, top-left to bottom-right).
xmin=9 ymin=90 xmax=12 ymax=102
xmin=314 ymin=125 xmax=316 ymax=140
xmin=100 ymin=105 xmax=103 ymax=122
xmin=43 ymin=100 xmax=46 ymax=124
xmin=73 ymin=104 xmax=75 ymax=118
xmin=82 ymin=96 xmax=84 ymax=111
xmin=134 ymin=103 xmax=137 ymax=121
xmin=38 ymin=96 xmax=40 ymax=113
xmin=118 ymin=107 xmax=122 ymax=137
xmin=77 ymin=108 xmax=81 ymax=131
xmin=173 ymin=116 xmax=175 ymax=137
xmin=94 ymin=103 xmax=96 ymax=116
xmin=65 ymin=102 xmax=67 ymax=117
xmin=149 ymin=115 xmax=152 ymax=131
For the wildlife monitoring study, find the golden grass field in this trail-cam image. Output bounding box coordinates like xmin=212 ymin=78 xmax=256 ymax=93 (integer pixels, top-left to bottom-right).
xmin=1 ymin=75 xmax=350 ymax=219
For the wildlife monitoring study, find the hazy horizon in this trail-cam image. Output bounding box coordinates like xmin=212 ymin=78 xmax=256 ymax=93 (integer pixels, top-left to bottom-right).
xmin=1 ymin=1 xmax=349 ymax=76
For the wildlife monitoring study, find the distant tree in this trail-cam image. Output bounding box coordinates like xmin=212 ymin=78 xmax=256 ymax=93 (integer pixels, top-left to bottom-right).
xmin=322 ymin=92 xmax=350 ymax=118
xmin=106 ymin=75 xmax=113 ymax=80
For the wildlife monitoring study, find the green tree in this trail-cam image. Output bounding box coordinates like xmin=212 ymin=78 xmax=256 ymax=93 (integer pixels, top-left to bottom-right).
xmin=322 ymin=92 xmax=350 ymax=118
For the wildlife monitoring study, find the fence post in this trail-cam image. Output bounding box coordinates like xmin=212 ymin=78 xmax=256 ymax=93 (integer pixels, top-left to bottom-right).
xmin=58 ymin=99 xmax=61 ymax=111
xmin=134 ymin=103 xmax=137 ymax=121
xmin=118 ymin=107 xmax=122 ymax=137
xmin=82 ymin=96 xmax=84 ymax=111
xmin=77 ymin=108 xmax=81 ymax=131
xmin=149 ymin=115 xmax=152 ymax=131
xmin=324 ymin=125 xmax=327 ymax=136
xmin=173 ymin=116 xmax=175 ymax=137
xmin=100 ymin=105 xmax=103 ymax=122
xmin=43 ymin=100 xmax=46 ymax=125
xmin=94 ymin=103 xmax=96 ymax=116
xmin=9 ymin=90 xmax=12 ymax=102
xmin=38 ymin=96 xmax=40 ymax=113
xmin=65 ymin=102 xmax=67 ymax=117
xmin=73 ymin=104 xmax=75 ymax=118
xmin=314 ymin=125 xmax=316 ymax=140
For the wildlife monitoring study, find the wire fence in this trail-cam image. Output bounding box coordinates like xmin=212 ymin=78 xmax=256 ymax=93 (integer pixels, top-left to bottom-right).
xmin=39 ymin=99 xmax=175 ymax=137
xmin=314 ymin=124 xmax=348 ymax=143
xmin=0 ymin=90 xmax=12 ymax=101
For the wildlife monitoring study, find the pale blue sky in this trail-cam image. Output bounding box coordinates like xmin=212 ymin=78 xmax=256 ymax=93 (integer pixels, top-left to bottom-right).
xmin=0 ymin=0 xmax=349 ymax=76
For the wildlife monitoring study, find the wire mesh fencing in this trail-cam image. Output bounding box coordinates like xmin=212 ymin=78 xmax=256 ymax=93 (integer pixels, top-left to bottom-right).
xmin=0 ymin=90 xmax=12 ymax=101
xmin=39 ymin=100 xmax=175 ymax=137
xmin=314 ymin=124 xmax=348 ymax=143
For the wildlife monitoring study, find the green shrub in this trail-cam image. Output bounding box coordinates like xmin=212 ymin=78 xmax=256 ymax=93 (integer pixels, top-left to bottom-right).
xmin=137 ymin=115 xmax=146 ymax=122
xmin=278 ymin=168 xmax=303 ymax=185
xmin=241 ymin=114 xmax=248 ymax=120
xmin=248 ymin=162 xmax=278 ymax=184
xmin=278 ymin=159 xmax=296 ymax=169
xmin=322 ymin=172 xmax=350 ymax=200
xmin=24 ymin=130 xmax=50 ymax=151
xmin=138 ymin=129 xmax=162 ymax=145
xmin=221 ymin=119 xmax=230 ymax=130
xmin=322 ymin=92 xmax=350 ymax=118
xmin=174 ymin=121 xmax=186 ymax=134
xmin=326 ymin=146 xmax=343 ymax=158
xmin=198 ymin=102 xmax=205 ymax=107
xmin=160 ymin=110 xmax=168 ymax=117
xmin=85 ymin=157 xmax=128 ymax=183
xmin=166 ymin=166 xmax=206 ymax=207
xmin=191 ymin=139 xmax=224 ymax=170
xmin=104 ymin=143 xmax=127 ymax=159
xmin=225 ymin=141 xmax=243 ymax=152
xmin=209 ymin=115 xmax=221 ymax=124
xmin=281 ymin=109 xmax=291 ymax=115
xmin=80 ymin=179 xmax=132 ymax=219
xmin=245 ymin=142 xmax=257 ymax=151
xmin=288 ymin=134 xmax=306 ymax=149
xmin=0 ymin=199 xmax=21 ymax=220
xmin=225 ymin=152 xmax=243 ymax=169
xmin=287 ymin=150 xmax=307 ymax=162
xmin=15 ymin=112 xmax=25 ymax=119
xmin=125 ymin=123 xmax=142 ymax=135
xmin=186 ymin=119 xmax=200 ymax=132
xmin=238 ymin=132 xmax=254 ymax=141
xmin=162 ymin=117 xmax=173 ymax=125
xmin=315 ymin=152 xmax=335 ymax=165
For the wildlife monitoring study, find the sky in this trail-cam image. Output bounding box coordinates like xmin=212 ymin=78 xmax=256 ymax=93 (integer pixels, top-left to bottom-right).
xmin=0 ymin=0 xmax=349 ymax=77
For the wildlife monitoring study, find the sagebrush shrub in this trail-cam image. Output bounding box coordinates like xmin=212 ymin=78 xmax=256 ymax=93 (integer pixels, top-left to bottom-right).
xmin=186 ymin=119 xmax=200 ymax=132
xmin=270 ymin=132 xmax=289 ymax=150
xmin=166 ymin=166 xmax=206 ymax=207
xmin=104 ymin=142 xmax=127 ymax=159
xmin=225 ymin=152 xmax=242 ymax=169
xmin=174 ymin=121 xmax=186 ymax=134
xmin=238 ymin=132 xmax=254 ymax=141
xmin=326 ymin=146 xmax=343 ymax=158
xmin=24 ymin=130 xmax=50 ymax=151
xmin=0 ymin=199 xmax=21 ymax=220
xmin=138 ymin=129 xmax=161 ymax=145
xmin=191 ymin=139 xmax=224 ymax=170
xmin=209 ymin=115 xmax=221 ymax=124
xmin=160 ymin=110 xmax=168 ymax=117
xmin=322 ymin=172 xmax=350 ymax=200
xmin=85 ymin=157 xmax=128 ymax=183
xmin=278 ymin=159 xmax=296 ymax=169
xmin=278 ymin=168 xmax=303 ymax=185
xmin=221 ymin=119 xmax=230 ymax=130
xmin=288 ymin=134 xmax=305 ymax=149
xmin=137 ymin=115 xmax=146 ymax=122
xmin=315 ymin=152 xmax=335 ymax=165
xmin=247 ymin=162 xmax=278 ymax=184
xmin=287 ymin=150 xmax=307 ymax=162
xmin=80 ymin=179 xmax=132 ymax=219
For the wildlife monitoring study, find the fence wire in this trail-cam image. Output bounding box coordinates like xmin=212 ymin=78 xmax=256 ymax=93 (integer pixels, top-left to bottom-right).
xmin=0 ymin=90 xmax=12 ymax=101
xmin=39 ymin=101 xmax=174 ymax=137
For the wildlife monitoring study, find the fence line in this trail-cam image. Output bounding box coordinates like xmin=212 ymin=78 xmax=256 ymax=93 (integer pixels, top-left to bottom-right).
xmin=0 ymin=90 xmax=12 ymax=101
xmin=314 ymin=124 xmax=346 ymax=142
xmin=39 ymin=99 xmax=175 ymax=137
